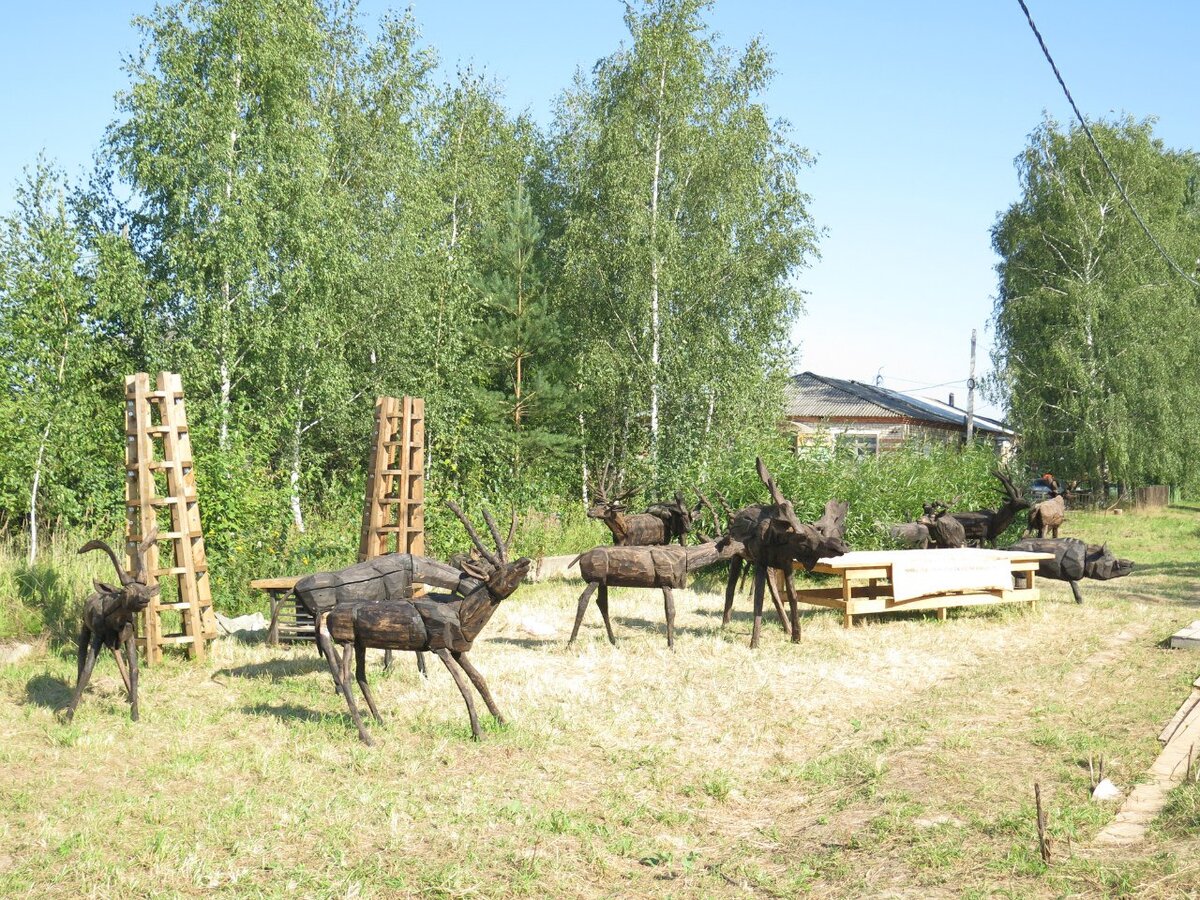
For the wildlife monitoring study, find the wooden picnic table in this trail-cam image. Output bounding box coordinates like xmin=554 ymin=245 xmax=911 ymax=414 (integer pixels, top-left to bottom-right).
xmin=796 ymin=548 xmax=1054 ymax=628
xmin=249 ymin=577 xmax=312 ymax=645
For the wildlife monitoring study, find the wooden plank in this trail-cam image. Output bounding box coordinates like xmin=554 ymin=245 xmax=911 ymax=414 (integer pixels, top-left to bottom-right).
xmin=250 ymin=577 xmax=303 ymax=590
xmin=158 ymin=371 xmax=206 ymax=662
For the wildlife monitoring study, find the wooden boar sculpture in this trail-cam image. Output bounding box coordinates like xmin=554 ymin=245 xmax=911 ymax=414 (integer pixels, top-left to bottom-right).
xmin=1027 ymin=477 xmax=1066 ymax=538
xmin=1009 ymin=537 xmax=1133 ymax=603
xmin=588 ymin=469 xmax=698 ymax=546
xmin=951 ymin=471 xmax=1029 ymax=547
xmin=721 ymin=459 xmax=850 ymax=648
xmin=567 ymin=534 xmax=739 ymax=649
xmin=66 ymin=528 xmax=159 ymax=722
xmin=321 ymin=502 xmax=531 ymax=744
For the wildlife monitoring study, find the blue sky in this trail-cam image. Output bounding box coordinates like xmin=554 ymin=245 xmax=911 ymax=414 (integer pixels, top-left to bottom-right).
xmin=2 ymin=1 xmax=1196 ymax=418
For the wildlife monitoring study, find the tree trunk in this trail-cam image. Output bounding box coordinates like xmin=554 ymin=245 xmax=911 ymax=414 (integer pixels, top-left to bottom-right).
xmin=28 ymin=338 xmax=69 ymax=565
xmin=290 ymin=392 xmax=306 ymax=533
xmin=647 ymin=58 xmax=667 ymax=470
xmin=579 ymin=410 xmax=590 ymax=507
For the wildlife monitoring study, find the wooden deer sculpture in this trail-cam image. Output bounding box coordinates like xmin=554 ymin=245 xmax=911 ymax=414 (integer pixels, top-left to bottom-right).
xmin=66 ymin=528 xmax=159 ymax=722
xmin=587 ymin=468 xmax=697 ymax=546
xmin=291 ymin=513 xmax=518 ymax=682
xmin=319 ymin=502 xmax=531 ymax=744
xmin=567 ymin=535 xmax=739 ymax=649
xmin=950 ymin=471 xmax=1030 ymax=546
xmin=721 ymin=459 xmax=850 ymax=647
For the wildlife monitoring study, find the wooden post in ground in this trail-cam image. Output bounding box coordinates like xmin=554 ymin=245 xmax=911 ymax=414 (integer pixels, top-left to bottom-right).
xmin=359 ymin=396 xmax=426 ymax=569
xmin=125 ymin=372 xmax=216 ymax=664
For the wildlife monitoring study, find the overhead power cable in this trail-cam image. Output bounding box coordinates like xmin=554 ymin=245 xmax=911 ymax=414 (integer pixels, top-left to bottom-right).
xmin=1016 ymin=0 xmax=1200 ymax=290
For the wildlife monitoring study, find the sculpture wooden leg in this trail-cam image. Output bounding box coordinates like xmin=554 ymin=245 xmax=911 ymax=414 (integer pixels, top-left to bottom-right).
xmin=453 ymin=651 xmax=505 ymax=725
xmin=1069 ymin=580 xmax=1084 ymax=604
xmin=383 ymin=649 xmax=393 ymax=670
xmin=113 ymin=638 xmax=132 ymax=697
xmin=355 ymin=641 xmax=384 ymax=725
xmin=750 ymin=564 xmax=767 ymax=649
xmin=661 ymin=586 xmax=676 ymax=649
xmin=125 ymin=626 xmax=140 ymax=722
xmin=782 ymin=571 xmax=801 ymax=643
xmin=436 ymin=648 xmax=483 ymax=740
xmin=597 ymin=583 xmax=617 ymax=646
xmin=723 ymin=559 xmax=741 ymax=627
xmin=333 ymin=639 xmax=373 ymax=746
xmin=416 ymin=652 xmax=428 ymax=677
xmin=569 ymin=581 xmax=598 ymax=645
xmin=316 ymin=621 xmax=345 ymax=692
xmin=767 ymin=569 xmax=792 ymax=637
xmin=66 ymin=634 xmax=103 ymax=722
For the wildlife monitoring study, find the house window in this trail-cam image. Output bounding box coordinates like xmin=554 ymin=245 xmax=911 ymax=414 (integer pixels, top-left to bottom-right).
xmin=838 ymin=432 xmax=879 ymax=457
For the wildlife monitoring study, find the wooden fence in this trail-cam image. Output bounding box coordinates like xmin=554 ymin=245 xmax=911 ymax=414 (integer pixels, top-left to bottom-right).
xmin=1135 ymin=485 xmax=1171 ymax=508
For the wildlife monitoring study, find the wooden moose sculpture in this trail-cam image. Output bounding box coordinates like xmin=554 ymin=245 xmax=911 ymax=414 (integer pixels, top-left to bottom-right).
xmin=1027 ymin=477 xmax=1066 ymax=538
xmin=919 ymin=500 xmax=967 ymax=549
xmin=66 ymin=528 xmax=159 ymax=722
xmin=721 ymin=459 xmax=850 ymax=648
xmin=316 ymin=502 xmax=531 ymax=744
xmin=567 ymin=534 xmax=738 ymax=649
xmin=587 ymin=469 xmax=698 ymax=546
xmin=950 ymin=470 xmax=1029 ymax=547
xmin=701 ymin=490 xmax=799 ymax=638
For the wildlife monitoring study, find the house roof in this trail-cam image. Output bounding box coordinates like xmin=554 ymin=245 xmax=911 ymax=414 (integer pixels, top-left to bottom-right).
xmin=784 ymin=372 xmax=1013 ymax=437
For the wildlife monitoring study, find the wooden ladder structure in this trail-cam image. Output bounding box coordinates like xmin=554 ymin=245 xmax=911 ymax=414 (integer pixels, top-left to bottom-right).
xmin=359 ymin=396 xmax=425 ymax=567
xmin=125 ymin=371 xmax=217 ymax=664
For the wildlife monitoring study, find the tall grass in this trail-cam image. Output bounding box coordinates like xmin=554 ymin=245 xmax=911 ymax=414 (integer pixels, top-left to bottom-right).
xmin=1 ymin=443 xmax=1020 ymax=639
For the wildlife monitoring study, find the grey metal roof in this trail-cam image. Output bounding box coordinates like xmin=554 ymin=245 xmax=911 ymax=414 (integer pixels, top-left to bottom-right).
xmin=784 ymin=372 xmax=1013 ymax=436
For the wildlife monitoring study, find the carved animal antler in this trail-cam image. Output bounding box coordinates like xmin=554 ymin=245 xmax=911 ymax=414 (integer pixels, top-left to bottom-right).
xmin=755 ymin=458 xmax=803 ymax=532
xmin=446 ymin=500 xmax=501 ymax=568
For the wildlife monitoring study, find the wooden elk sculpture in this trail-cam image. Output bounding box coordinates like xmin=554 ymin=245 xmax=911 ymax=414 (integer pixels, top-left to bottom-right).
xmin=721 ymin=459 xmax=850 ymax=647
xmin=1027 ymin=477 xmax=1066 ymax=538
xmin=588 ymin=470 xmax=697 ymax=546
xmin=1009 ymin=537 xmax=1133 ymax=603
xmin=319 ymin=502 xmax=531 ymax=744
xmin=66 ymin=528 xmax=159 ymax=722
xmin=567 ymin=536 xmax=738 ymax=649
xmin=950 ymin=470 xmax=1029 ymax=547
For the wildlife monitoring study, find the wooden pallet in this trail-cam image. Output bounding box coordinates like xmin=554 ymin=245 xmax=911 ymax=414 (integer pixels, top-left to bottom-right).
xmin=125 ymin=371 xmax=216 ymax=664
xmin=250 ymin=577 xmax=314 ymax=644
xmin=358 ymin=396 xmax=425 ymax=567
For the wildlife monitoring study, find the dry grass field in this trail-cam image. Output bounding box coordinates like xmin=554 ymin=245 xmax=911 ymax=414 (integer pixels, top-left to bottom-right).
xmin=2 ymin=506 xmax=1200 ymax=897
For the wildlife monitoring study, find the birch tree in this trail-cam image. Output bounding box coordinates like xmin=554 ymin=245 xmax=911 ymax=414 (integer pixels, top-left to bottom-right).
xmin=553 ymin=0 xmax=818 ymax=486
xmin=992 ymin=116 xmax=1200 ymax=490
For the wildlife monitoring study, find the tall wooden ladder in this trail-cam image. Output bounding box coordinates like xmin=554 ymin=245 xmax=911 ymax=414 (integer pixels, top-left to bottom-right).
xmin=359 ymin=396 xmax=425 ymax=567
xmin=125 ymin=371 xmax=217 ymax=664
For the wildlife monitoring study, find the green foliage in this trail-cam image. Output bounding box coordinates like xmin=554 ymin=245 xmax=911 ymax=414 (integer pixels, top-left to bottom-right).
xmin=992 ymin=116 xmax=1200 ymax=492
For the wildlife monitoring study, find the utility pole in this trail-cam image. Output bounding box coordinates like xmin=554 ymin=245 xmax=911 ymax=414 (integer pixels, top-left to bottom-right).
xmin=966 ymin=329 xmax=977 ymax=444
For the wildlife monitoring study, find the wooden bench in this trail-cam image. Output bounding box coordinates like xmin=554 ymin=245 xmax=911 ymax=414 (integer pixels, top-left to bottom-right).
xmin=249 ymin=577 xmax=313 ymax=645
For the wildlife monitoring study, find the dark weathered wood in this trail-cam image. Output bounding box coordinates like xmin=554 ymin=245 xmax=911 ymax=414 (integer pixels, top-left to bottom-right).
xmin=1008 ymin=537 xmax=1133 ymax=603
xmin=313 ymin=503 xmax=531 ymax=743
xmin=567 ymin=539 xmax=737 ymax=647
xmin=719 ymin=459 xmax=850 ymax=647
xmin=915 ymin=501 xmax=967 ymax=549
xmin=587 ymin=468 xmax=698 ymax=546
xmin=951 ymin=470 xmax=1030 ymax=546
xmin=66 ymin=529 xmax=160 ymax=722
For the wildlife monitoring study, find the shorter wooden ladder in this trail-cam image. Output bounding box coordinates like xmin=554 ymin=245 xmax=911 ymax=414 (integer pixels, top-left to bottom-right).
xmin=358 ymin=396 xmax=425 ymax=566
xmin=125 ymin=371 xmax=217 ymax=664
